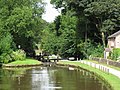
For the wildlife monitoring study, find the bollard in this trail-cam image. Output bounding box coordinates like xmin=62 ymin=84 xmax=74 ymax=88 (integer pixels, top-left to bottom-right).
xmin=99 ymin=65 xmax=100 ymax=70
xmin=94 ymin=63 xmax=96 ymax=68
xmin=107 ymin=69 xmax=109 ymax=74
xmin=100 ymin=65 xmax=101 ymax=70
xmin=105 ymin=68 xmax=107 ymax=72
xmin=101 ymin=66 xmax=102 ymax=70
xmin=103 ymin=66 xmax=105 ymax=72
xmin=90 ymin=62 xmax=92 ymax=66
xmin=100 ymin=65 xmax=102 ymax=70
xmin=102 ymin=67 xmax=104 ymax=72
xmin=106 ymin=68 xmax=108 ymax=73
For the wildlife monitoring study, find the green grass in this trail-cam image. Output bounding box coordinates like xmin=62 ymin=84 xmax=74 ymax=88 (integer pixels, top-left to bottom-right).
xmin=7 ymin=59 xmax=41 ymax=65
xmin=58 ymin=61 xmax=120 ymax=90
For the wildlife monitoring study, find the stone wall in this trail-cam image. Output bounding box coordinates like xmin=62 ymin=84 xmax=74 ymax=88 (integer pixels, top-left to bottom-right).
xmin=92 ymin=57 xmax=120 ymax=68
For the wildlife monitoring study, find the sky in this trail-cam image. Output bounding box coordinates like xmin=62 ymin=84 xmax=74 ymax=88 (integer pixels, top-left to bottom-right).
xmin=42 ymin=0 xmax=60 ymax=22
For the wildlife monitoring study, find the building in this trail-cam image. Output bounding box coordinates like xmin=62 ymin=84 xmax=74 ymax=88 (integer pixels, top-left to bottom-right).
xmin=104 ymin=30 xmax=120 ymax=59
xmin=108 ymin=30 xmax=120 ymax=48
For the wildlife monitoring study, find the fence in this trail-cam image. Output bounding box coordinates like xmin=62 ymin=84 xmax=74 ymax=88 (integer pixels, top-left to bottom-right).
xmin=92 ymin=57 xmax=120 ymax=68
xmin=81 ymin=61 xmax=109 ymax=74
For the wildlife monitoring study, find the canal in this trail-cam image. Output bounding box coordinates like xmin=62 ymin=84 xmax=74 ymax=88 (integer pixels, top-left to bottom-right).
xmin=0 ymin=66 xmax=111 ymax=90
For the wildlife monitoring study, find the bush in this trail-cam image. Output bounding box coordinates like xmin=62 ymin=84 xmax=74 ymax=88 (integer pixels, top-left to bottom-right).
xmin=0 ymin=49 xmax=26 ymax=64
xmin=91 ymin=44 xmax=104 ymax=58
xmin=0 ymin=53 xmax=12 ymax=64
xmin=79 ymin=40 xmax=104 ymax=59
xmin=11 ymin=49 xmax=26 ymax=61
xmin=111 ymin=48 xmax=120 ymax=61
xmin=0 ymin=33 xmax=13 ymax=63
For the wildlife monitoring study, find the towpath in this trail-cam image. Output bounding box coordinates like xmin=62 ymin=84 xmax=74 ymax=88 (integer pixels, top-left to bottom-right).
xmin=79 ymin=60 xmax=120 ymax=78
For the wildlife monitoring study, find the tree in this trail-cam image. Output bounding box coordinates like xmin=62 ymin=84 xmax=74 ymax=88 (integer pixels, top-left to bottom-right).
xmin=0 ymin=0 xmax=45 ymax=57
xmin=41 ymin=0 xmax=120 ymax=59
xmin=84 ymin=0 xmax=120 ymax=48
xmin=41 ymin=23 xmax=62 ymax=55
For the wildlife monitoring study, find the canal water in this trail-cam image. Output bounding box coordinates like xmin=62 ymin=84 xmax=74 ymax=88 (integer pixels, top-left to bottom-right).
xmin=0 ymin=66 xmax=111 ymax=90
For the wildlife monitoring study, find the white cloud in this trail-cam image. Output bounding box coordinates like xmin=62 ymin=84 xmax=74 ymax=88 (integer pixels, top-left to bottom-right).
xmin=42 ymin=0 xmax=60 ymax=22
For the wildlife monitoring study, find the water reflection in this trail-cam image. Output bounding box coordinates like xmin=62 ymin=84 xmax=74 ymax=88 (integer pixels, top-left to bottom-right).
xmin=0 ymin=66 xmax=111 ymax=90
xmin=31 ymin=67 xmax=61 ymax=90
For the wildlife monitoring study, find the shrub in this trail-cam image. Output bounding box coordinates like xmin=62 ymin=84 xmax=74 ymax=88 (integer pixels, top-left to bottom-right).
xmin=0 ymin=33 xmax=13 ymax=63
xmin=79 ymin=40 xmax=104 ymax=59
xmin=91 ymin=44 xmax=104 ymax=58
xmin=11 ymin=49 xmax=26 ymax=61
xmin=111 ymin=48 xmax=120 ymax=61
xmin=0 ymin=53 xmax=12 ymax=64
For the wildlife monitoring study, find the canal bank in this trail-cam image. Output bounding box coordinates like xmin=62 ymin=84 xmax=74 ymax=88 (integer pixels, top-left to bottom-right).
xmin=57 ymin=61 xmax=120 ymax=90
xmin=2 ymin=59 xmax=42 ymax=67
xmin=80 ymin=60 xmax=120 ymax=78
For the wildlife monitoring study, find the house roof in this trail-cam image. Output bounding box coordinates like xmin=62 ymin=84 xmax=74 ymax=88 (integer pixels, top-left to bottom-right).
xmin=108 ymin=30 xmax=120 ymax=39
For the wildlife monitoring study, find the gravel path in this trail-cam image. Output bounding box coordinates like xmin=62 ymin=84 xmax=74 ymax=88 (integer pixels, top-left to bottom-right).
xmin=80 ymin=60 xmax=120 ymax=78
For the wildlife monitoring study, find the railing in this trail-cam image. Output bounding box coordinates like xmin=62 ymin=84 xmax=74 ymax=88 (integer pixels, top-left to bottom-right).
xmin=92 ymin=57 xmax=120 ymax=68
xmin=81 ymin=61 xmax=109 ymax=74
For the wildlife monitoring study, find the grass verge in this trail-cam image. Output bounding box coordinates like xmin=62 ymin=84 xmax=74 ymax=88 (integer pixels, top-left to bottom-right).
xmin=5 ymin=59 xmax=41 ymax=66
xmin=58 ymin=61 xmax=120 ymax=90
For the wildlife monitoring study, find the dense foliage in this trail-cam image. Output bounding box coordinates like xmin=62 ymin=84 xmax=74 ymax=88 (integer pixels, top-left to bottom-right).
xmin=111 ymin=48 xmax=120 ymax=61
xmin=41 ymin=0 xmax=120 ymax=59
xmin=0 ymin=0 xmax=120 ymax=63
xmin=0 ymin=0 xmax=46 ymax=63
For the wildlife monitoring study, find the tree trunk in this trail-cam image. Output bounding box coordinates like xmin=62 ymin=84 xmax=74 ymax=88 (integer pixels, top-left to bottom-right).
xmin=101 ymin=32 xmax=105 ymax=49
